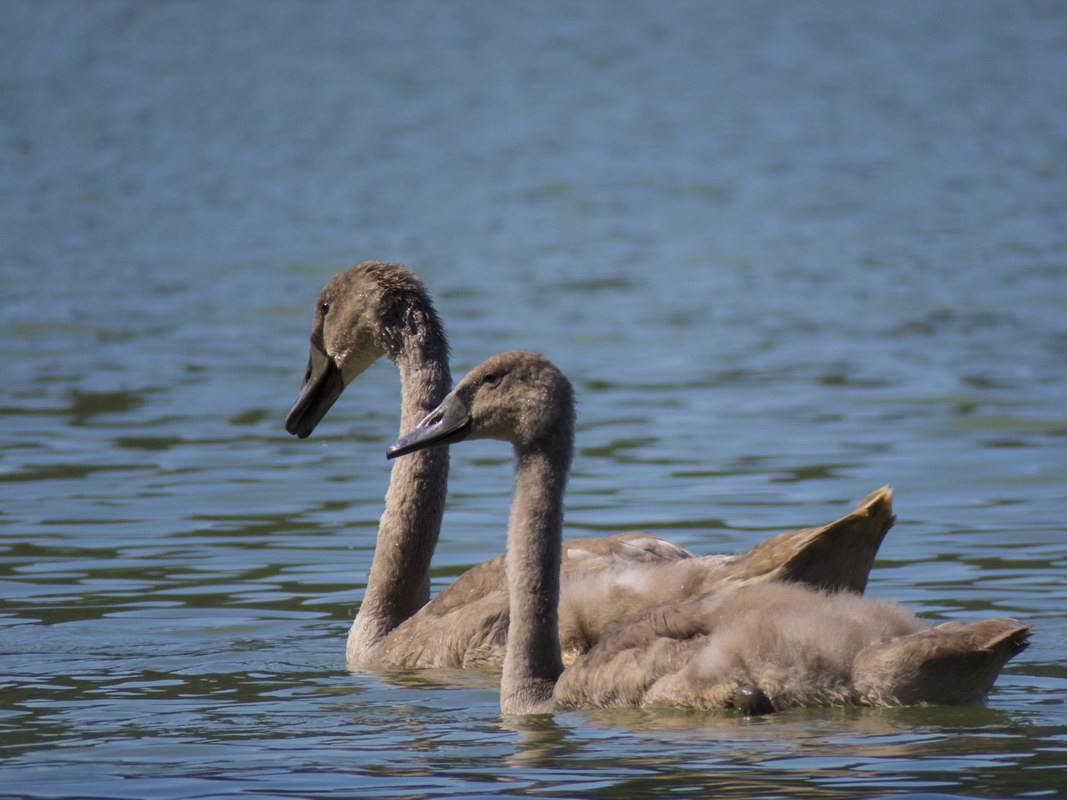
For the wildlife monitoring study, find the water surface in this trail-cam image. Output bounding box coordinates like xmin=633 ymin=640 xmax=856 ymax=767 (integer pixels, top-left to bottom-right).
xmin=2 ymin=2 xmax=1065 ymax=798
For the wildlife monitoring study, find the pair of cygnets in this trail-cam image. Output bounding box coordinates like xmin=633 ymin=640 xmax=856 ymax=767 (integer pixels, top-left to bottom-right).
xmin=285 ymin=261 xmax=1030 ymax=716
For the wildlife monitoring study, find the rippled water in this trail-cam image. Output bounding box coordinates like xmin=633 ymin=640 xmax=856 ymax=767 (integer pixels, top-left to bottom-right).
xmin=2 ymin=2 xmax=1066 ymax=798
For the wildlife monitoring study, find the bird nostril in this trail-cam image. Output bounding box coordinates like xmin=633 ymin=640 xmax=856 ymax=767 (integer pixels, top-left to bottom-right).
xmin=417 ymin=408 xmax=444 ymax=429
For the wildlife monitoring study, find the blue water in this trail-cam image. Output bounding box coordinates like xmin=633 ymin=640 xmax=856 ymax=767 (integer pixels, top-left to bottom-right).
xmin=2 ymin=2 xmax=1065 ymax=798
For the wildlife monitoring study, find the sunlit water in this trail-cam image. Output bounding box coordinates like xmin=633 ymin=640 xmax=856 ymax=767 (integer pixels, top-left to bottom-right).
xmin=2 ymin=2 xmax=1065 ymax=798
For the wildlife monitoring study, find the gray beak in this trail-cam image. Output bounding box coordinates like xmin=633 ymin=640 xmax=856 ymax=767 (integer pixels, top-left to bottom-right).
xmin=285 ymin=343 xmax=345 ymax=438
xmin=387 ymin=392 xmax=472 ymax=459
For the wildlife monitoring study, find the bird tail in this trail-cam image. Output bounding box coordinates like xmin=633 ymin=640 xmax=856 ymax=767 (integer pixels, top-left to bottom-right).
xmin=853 ymin=618 xmax=1031 ymax=706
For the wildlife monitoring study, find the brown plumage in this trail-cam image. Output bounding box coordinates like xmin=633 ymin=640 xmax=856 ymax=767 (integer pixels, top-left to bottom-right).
xmin=389 ymin=350 xmax=1031 ymax=714
xmin=287 ymin=262 xmax=895 ymax=670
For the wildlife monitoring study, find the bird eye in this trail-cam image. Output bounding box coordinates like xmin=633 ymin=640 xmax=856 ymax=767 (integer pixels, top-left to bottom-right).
xmin=483 ymin=372 xmax=500 ymax=387
xmin=320 ymin=302 xmax=331 ymax=316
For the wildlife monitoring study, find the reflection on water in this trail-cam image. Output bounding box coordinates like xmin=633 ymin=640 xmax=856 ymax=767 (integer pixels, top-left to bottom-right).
xmin=2 ymin=0 xmax=1066 ymax=798
xmin=501 ymin=705 xmax=1052 ymax=798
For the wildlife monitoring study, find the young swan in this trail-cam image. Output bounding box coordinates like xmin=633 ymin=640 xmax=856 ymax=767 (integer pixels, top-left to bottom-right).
xmin=389 ymin=350 xmax=1031 ymax=714
xmin=286 ymin=262 xmax=896 ymax=670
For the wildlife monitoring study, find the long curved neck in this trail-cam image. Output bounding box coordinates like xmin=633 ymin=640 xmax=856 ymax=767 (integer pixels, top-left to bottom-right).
xmin=348 ymin=326 xmax=451 ymax=663
xmin=501 ymin=438 xmax=570 ymax=715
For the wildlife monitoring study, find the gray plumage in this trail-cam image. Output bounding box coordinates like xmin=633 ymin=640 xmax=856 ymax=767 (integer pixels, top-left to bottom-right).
xmin=288 ymin=262 xmax=896 ymax=670
xmin=391 ymin=350 xmax=1031 ymax=714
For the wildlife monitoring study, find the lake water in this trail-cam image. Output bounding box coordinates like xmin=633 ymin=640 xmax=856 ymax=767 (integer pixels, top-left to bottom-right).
xmin=2 ymin=1 xmax=1066 ymax=798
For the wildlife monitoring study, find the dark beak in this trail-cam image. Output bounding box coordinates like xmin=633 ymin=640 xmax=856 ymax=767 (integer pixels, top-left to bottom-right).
xmin=285 ymin=343 xmax=345 ymax=438
xmin=387 ymin=392 xmax=472 ymax=459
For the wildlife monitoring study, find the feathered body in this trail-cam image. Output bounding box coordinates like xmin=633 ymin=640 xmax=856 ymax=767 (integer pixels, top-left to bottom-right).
xmin=288 ymin=263 xmax=895 ymax=670
xmin=388 ymin=350 xmax=1031 ymax=714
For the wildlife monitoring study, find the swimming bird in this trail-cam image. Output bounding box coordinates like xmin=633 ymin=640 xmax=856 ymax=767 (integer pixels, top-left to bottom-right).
xmin=286 ymin=262 xmax=894 ymax=669
xmin=389 ymin=350 xmax=1031 ymax=713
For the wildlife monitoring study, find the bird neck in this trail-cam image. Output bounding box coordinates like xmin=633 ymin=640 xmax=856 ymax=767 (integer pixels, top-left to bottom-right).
xmin=500 ymin=439 xmax=570 ymax=714
xmin=347 ymin=335 xmax=451 ymax=663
